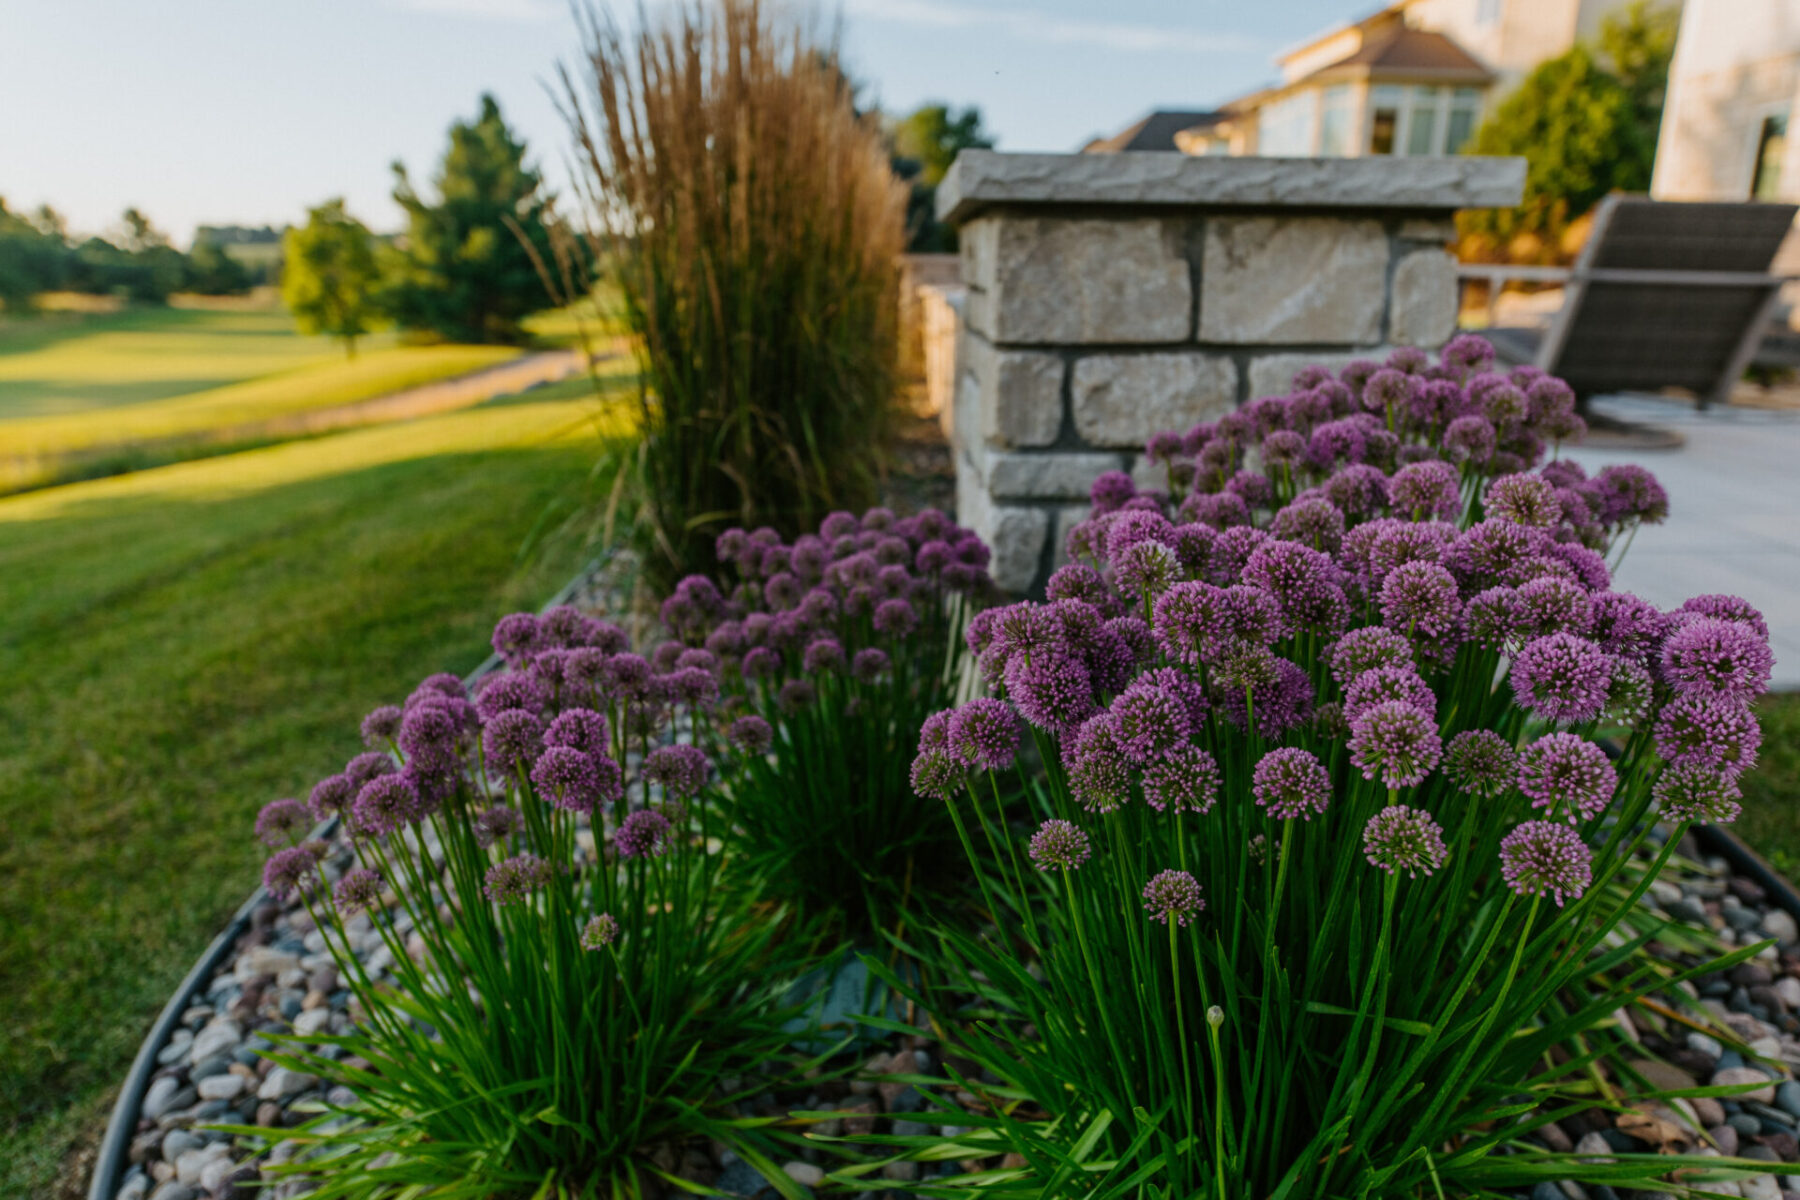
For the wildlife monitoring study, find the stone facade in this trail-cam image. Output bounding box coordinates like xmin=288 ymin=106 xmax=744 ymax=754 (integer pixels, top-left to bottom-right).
xmin=940 ymin=151 xmax=1525 ymax=595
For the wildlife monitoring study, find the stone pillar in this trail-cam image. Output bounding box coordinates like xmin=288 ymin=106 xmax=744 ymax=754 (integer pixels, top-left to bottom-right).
xmin=939 ymin=151 xmax=1525 ymax=594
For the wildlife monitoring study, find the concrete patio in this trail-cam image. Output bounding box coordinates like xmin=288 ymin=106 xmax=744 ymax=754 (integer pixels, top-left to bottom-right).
xmin=1567 ymin=395 xmax=1800 ymax=690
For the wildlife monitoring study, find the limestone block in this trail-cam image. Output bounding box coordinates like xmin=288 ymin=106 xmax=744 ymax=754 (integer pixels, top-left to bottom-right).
xmin=984 ymin=506 xmax=1050 ymax=595
xmin=985 ymin=217 xmax=1190 ymax=345
xmin=1130 ymin=454 xmax=1169 ymax=495
xmin=1201 ymin=217 xmax=1387 ymax=345
xmin=986 ymin=451 xmax=1125 ymax=501
xmin=1388 ymin=248 xmax=1458 ymax=348
xmin=960 ymin=218 xmax=999 ymax=291
xmin=961 ymin=333 xmax=1064 ymax=447
xmin=1071 ymin=352 xmax=1237 ymax=448
xmin=1247 ymin=348 xmax=1392 ymax=400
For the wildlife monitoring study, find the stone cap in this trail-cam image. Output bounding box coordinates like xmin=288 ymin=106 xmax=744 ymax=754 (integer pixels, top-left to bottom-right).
xmin=937 ymin=151 xmax=1526 ymax=225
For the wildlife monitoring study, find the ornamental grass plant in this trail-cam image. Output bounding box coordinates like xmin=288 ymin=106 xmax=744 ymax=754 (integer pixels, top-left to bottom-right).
xmin=893 ymin=336 xmax=1783 ymax=1198
xmin=561 ymin=0 xmax=908 ymax=587
xmin=240 ymin=608 xmax=821 ymax=1199
xmin=666 ymin=506 xmax=994 ymax=935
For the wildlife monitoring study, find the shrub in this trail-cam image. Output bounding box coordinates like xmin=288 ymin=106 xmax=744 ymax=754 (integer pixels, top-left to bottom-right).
xmin=242 ymin=608 xmax=814 ymax=1197
xmin=561 ymin=0 xmax=908 ymax=587
xmin=670 ymin=506 xmax=994 ymax=934
xmin=895 ymin=336 xmax=1777 ymax=1197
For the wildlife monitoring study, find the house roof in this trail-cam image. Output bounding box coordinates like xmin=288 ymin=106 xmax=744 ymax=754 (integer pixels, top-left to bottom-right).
xmin=1083 ymin=110 xmax=1225 ymax=154
xmin=1321 ymin=25 xmax=1491 ymax=80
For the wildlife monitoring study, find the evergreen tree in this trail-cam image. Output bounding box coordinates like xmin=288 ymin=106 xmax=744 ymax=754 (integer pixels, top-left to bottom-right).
xmin=385 ymin=94 xmax=555 ymax=344
xmin=282 ymin=199 xmax=382 ymax=358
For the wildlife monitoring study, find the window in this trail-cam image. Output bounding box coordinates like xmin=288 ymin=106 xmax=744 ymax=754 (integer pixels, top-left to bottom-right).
xmin=1446 ymin=88 xmax=1482 ymax=154
xmin=1259 ymin=90 xmax=1318 ymax=157
xmin=1369 ymin=84 xmax=1402 ymax=154
xmin=1407 ymin=86 xmax=1441 ymax=156
xmin=1753 ymin=111 xmax=1789 ymax=200
xmin=1319 ymin=85 xmax=1352 ymax=156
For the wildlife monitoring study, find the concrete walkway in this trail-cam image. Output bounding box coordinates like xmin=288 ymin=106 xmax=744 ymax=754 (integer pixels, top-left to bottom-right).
xmin=1566 ymin=395 xmax=1800 ymax=690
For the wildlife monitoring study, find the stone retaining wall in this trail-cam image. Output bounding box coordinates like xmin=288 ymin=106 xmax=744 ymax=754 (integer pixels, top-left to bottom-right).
xmin=938 ymin=151 xmax=1526 ymax=594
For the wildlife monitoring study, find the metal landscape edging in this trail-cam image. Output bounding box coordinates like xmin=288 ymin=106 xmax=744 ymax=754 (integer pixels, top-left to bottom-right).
xmin=88 ymin=553 xmax=613 ymax=1200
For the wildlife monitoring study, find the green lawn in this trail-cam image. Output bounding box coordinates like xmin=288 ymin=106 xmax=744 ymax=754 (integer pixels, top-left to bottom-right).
xmin=1733 ymin=693 xmax=1800 ymax=878
xmin=0 ymin=392 xmax=634 ymax=1196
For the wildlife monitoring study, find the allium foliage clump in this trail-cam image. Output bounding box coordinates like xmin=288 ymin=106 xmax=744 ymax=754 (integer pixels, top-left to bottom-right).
xmin=895 ymin=338 xmax=1772 ymax=1200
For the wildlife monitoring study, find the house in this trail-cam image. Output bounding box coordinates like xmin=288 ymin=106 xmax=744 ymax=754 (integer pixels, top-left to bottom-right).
xmin=1652 ymin=0 xmax=1800 ymax=204
xmin=1082 ymin=110 xmax=1225 ymax=154
xmin=1089 ymin=0 xmax=1669 ymax=160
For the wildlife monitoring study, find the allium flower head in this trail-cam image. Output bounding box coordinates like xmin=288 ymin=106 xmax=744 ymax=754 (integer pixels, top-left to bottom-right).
xmin=1380 ymin=561 xmax=1462 ymax=638
xmin=352 ymin=773 xmax=420 ymax=838
xmin=615 ymin=808 xmax=674 ymax=858
xmin=910 ymin=748 xmax=965 ymax=801
xmin=1510 ymin=633 xmax=1611 ymax=723
xmin=1029 ymin=819 xmax=1092 ymax=871
xmin=1090 ymin=470 xmax=1138 ymax=512
xmin=1444 ymin=730 xmax=1517 ymax=799
xmin=1242 ymin=540 xmax=1346 ymax=634
xmin=1142 ymin=744 xmax=1222 ymax=815
xmin=1589 ymin=592 xmax=1668 ymax=661
xmin=1500 ymin=821 xmax=1592 ymax=906
xmin=1005 ymin=651 xmax=1096 ymax=733
xmin=1604 ymin=658 xmax=1655 ymax=727
xmin=1517 ymin=732 xmax=1616 ymax=822
xmin=872 ymin=598 xmax=918 ymax=638
xmin=473 ymin=804 xmax=525 ymax=848
xmin=580 ymin=913 xmax=620 ymax=951
xmin=1680 ymin=593 xmax=1770 ymax=641
xmin=643 ymin=744 xmax=709 ymax=800
xmin=1328 ymin=627 xmax=1413 ymax=690
xmin=333 ymin=867 xmax=383 ymax=915
xmin=803 ymin=638 xmax=846 ymax=676
xmin=1463 ymin=586 xmax=1524 ymax=652
xmin=1588 ymin=464 xmax=1669 ymax=526
xmin=361 ymin=705 xmax=403 ymax=746
xmin=729 ymin=715 xmax=774 ymax=755
xmin=397 ymin=702 xmax=462 ymax=773
xmin=1114 ymin=540 xmax=1180 ymax=601
xmin=852 ymin=647 xmax=891 ymax=683
xmin=1143 ymin=869 xmax=1205 ymax=926
xmin=1388 ymin=460 xmax=1462 ymax=521
xmin=1655 ymin=694 xmax=1761 ymax=775
xmin=531 ymin=745 xmax=607 ymax=812
xmin=483 ymin=709 xmax=546 ymax=772
xmin=485 ymin=853 xmax=552 ymax=903
xmin=1485 ymin=475 xmax=1559 ymax=527
xmin=255 ymin=798 xmax=311 ymax=848
xmin=1363 ymin=806 xmax=1448 ymax=877
xmin=262 ymin=845 xmax=320 ymax=902
xmin=1442 ymin=333 xmax=1496 ymax=377
xmin=1270 ymin=496 xmax=1346 ymax=553
xmin=1110 ymin=685 xmax=1192 ymax=764
xmin=1515 ymin=576 xmax=1593 ymax=640
xmin=1349 ymin=701 xmax=1442 ymax=788
xmin=1344 ymin=667 xmax=1436 ymax=723
xmin=1152 ymin=581 xmax=1229 ymax=665
xmin=1220 ymin=657 xmax=1316 ymax=739
xmin=1654 ymin=763 xmax=1743 ymax=824
xmin=1443 ymin=415 xmax=1497 ymax=466
xmin=778 ymin=678 xmax=817 ymax=714
xmin=1660 ymin=617 xmax=1773 ymax=702
xmin=1443 ymin=519 xmax=1546 ymax=590
xmin=545 ymin=708 xmax=609 ymax=758
xmin=309 ymin=773 xmax=355 ymax=820
xmin=1064 ymin=714 xmax=1131 ymax=813
xmin=1252 ymin=748 xmax=1332 ymax=820
xmin=941 ymin=699 xmax=1017 ymax=773
xmin=491 ymin=612 xmax=541 ymax=666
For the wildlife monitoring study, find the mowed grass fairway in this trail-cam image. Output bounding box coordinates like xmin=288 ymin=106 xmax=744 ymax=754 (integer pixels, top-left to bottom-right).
xmin=1734 ymin=693 xmax=1800 ymax=878
xmin=0 ymin=304 xmax=522 ymax=490
xmin=0 ymin=393 xmax=633 ymax=1196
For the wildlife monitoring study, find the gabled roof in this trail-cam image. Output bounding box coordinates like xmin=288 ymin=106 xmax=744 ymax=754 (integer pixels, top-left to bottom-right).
xmin=1083 ymin=110 xmax=1225 ymax=154
xmin=1321 ymin=25 xmax=1491 ymax=80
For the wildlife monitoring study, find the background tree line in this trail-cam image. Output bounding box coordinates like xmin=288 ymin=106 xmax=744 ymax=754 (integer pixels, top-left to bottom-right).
xmin=0 ymin=202 xmax=255 ymax=311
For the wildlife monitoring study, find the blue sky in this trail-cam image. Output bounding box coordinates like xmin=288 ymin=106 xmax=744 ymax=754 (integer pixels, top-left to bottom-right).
xmin=1 ymin=0 xmax=1356 ymax=243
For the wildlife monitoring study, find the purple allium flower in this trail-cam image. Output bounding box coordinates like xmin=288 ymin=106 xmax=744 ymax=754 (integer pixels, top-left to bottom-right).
xmin=544 ymin=708 xmax=608 ymax=759
xmin=1363 ymin=520 xmax=1458 ymax=589
xmin=1242 ymin=540 xmax=1347 ymax=635
xmin=717 ymin=527 xmax=748 ymax=562
xmin=1363 ymin=806 xmax=1449 ymax=878
xmin=1655 ymin=694 xmax=1761 ymax=775
xmin=1604 ymin=658 xmax=1656 ymax=728
xmin=1461 ymin=586 xmax=1523 ymax=653
xmin=872 ymin=599 xmax=918 ymax=638
xmin=1180 ymin=490 xmax=1251 ymax=532
xmin=1142 ymin=744 xmax=1222 ymax=815
xmin=1442 ymin=333 xmax=1497 ymax=378
xmin=413 ymin=672 xmax=466 ymax=701
xmin=1380 ymin=561 xmax=1463 ymax=638
xmin=1005 ymin=651 xmax=1096 ymax=733
xmin=1443 ymin=415 xmax=1497 ymax=466
xmin=740 ymin=647 xmax=780 ymax=680
xmin=1090 ymin=470 xmax=1138 ymax=513
xmin=909 ymin=748 xmax=965 ymax=802
xmin=1349 ymin=701 xmax=1442 ymax=788
xmin=255 ymin=798 xmax=311 ymax=848
xmin=262 ymin=845 xmax=320 ymax=902
xmin=541 ymin=602 xmax=603 ymax=647
xmin=1441 ymin=729 xmax=1516 ymax=800
xmin=473 ymin=804 xmax=525 ymax=848
xmin=1654 ymin=763 xmax=1743 ymax=824
xmin=360 ymin=705 xmax=403 ymax=747
xmin=1220 ymin=657 xmax=1316 ymax=738
xmin=1328 ymin=626 xmax=1414 ymax=690
xmin=1046 ymin=563 xmax=1114 ymax=610
xmin=1114 ymin=540 xmax=1180 ymax=601
xmin=1516 ymin=576 xmax=1593 ymax=640
xmin=1587 ymin=592 xmax=1667 ymax=662
xmin=802 ymin=638 xmax=845 ymax=676
xmin=777 ymin=678 xmax=817 ymax=714
xmin=529 ymin=745 xmax=604 ymax=812
xmin=728 ymin=715 xmax=774 ymax=756
xmin=484 ymin=853 xmax=552 ymax=904
xmin=861 ymin=505 xmax=896 ymax=532
xmin=397 ymin=701 xmax=463 ymax=774
xmin=1516 ymin=732 xmax=1616 ymax=822
xmin=1324 ymin=463 xmax=1390 ymax=520
xmin=351 ymin=773 xmax=420 ymax=838
xmin=1252 ymin=747 xmax=1332 ymax=820
xmin=1660 ymin=617 xmax=1773 ymax=702
xmin=1152 ymin=581 xmax=1229 ymax=665
xmin=1133 ymin=666 xmax=1209 ymax=727
xmin=580 ymin=912 xmax=620 ymax=951
xmin=642 ymin=744 xmax=709 ymax=800
xmin=1143 ymin=869 xmax=1205 ymax=927
xmin=1064 ymin=714 xmax=1131 ymax=813
xmin=308 ymin=773 xmax=355 ymax=821
xmin=1510 ymin=633 xmax=1611 ymax=723
xmin=1203 ymin=525 xmax=1268 ymax=586
xmin=1387 ymin=460 xmax=1462 ymax=522
xmin=1262 ymin=429 xmax=1306 ymax=467
xmin=474 ymin=673 xmax=547 ymax=724
xmin=483 ymin=709 xmax=545 ymax=772
xmin=820 ymin=510 xmax=859 ymax=540
xmin=1679 ymin=594 xmax=1770 ymax=641
xmin=1270 ymin=496 xmax=1346 ymax=554
xmin=1344 ymin=667 xmax=1436 ymax=724
xmin=1587 ymin=464 xmax=1669 ymax=526
xmin=1499 ymin=821 xmax=1591 ymax=906
xmin=1106 ymin=508 xmax=1177 ymax=561
xmin=1029 ymin=819 xmax=1092 ymax=871
xmin=333 ymin=867 xmax=382 ymax=915
xmin=491 ymin=612 xmax=541 ymax=666
xmin=605 ymin=653 xmax=652 ymax=698
xmin=564 ymin=648 xmax=611 ymax=697
xmin=946 ymin=699 xmax=1021 ymax=772
xmin=1226 ymin=469 xmax=1274 ymax=510
xmin=1443 ymin=519 xmax=1546 ymax=590
xmin=851 ymin=647 xmax=890 ymax=683
xmin=1485 ymin=474 xmax=1560 ymax=528
xmin=1109 ymin=684 xmax=1192 ymax=764
xmin=615 ymin=808 xmax=674 ymax=859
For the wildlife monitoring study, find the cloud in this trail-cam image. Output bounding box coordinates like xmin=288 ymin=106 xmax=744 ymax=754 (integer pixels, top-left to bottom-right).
xmin=841 ymin=0 xmax=1262 ymax=55
xmin=389 ymin=0 xmax=561 ymax=20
